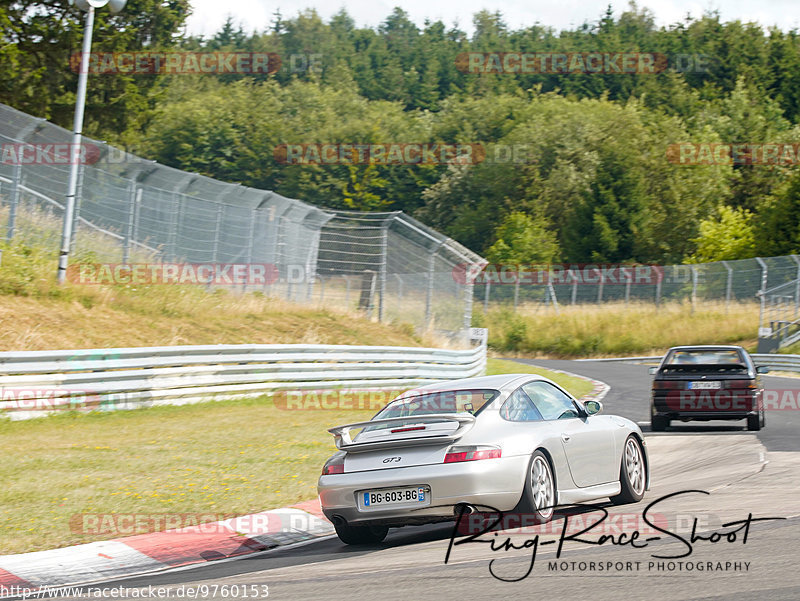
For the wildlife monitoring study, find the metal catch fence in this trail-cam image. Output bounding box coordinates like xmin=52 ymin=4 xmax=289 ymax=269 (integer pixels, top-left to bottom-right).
xmin=0 ymin=103 xmax=484 ymax=342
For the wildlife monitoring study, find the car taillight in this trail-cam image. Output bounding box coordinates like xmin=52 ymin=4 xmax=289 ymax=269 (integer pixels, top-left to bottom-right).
xmin=322 ymin=455 xmax=345 ymax=475
xmin=725 ymin=380 xmax=756 ymax=389
xmin=652 ymin=381 xmax=682 ymax=390
xmin=444 ymin=445 xmax=501 ymax=463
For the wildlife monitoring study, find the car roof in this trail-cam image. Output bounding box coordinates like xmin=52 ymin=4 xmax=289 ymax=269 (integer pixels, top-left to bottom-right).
xmin=666 ymin=345 xmax=747 ymax=352
xmin=406 ymin=373 xmax=545 ymax=394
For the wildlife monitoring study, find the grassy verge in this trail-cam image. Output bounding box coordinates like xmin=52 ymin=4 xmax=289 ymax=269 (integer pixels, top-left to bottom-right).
xmin=0 ymin=358 xmax=592 ymax=554
xmin=476 ymin=301 xmax=760 ymax=358
xmin=485 ymin=358 xmax=594 ymax=398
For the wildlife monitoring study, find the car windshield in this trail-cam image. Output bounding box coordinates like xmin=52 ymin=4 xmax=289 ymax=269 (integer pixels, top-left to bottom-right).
xmin=665 ymin=350 xmax=744 ymax=365
xmin=373 ymin=389 xmax=499 ymax=419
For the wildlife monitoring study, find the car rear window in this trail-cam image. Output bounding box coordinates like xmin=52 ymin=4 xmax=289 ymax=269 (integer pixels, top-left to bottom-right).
xmin=373 ymin=389 xmax=499 ymax=419
xmin=665 ymin=350 xmax=745 ymax=365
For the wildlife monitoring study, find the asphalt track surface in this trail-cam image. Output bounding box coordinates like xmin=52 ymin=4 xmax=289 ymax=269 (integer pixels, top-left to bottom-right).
xmin=514 ymin=358 xmax=800 ymax=452
xmin=61 ymin=359 xmax=800 ymax=601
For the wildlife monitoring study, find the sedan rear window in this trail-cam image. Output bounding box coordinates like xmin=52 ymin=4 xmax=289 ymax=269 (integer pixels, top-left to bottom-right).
xmin=665 ymin=350 xmax=745 ymax=365
xmin=374 ymin=389 xmax=499 ymax=419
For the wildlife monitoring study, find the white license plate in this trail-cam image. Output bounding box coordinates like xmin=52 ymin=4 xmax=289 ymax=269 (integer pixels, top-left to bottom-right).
xmin=358 ymin=486 xmax=429 ymax=510
xmin=689 ymin=381 xmax=721 ymax=390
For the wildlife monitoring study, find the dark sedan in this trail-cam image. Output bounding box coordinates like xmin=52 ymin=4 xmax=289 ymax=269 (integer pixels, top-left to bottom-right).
xmin=650 ymin=345 xmax=768 ymax=431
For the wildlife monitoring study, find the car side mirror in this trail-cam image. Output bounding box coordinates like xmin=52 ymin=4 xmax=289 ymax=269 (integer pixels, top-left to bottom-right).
xmin=584 ymin=400 xmax=603 ymax=415
xmin=649 ymin=366 xmax=658 ymax=375
xmin=756 ymin=366 xmax=770 ymax=374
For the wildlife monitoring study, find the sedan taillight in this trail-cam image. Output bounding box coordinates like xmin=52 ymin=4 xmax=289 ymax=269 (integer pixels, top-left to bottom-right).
xmin=724 ymin=380 xmax=756 ymax=389
xmin=444 ymin=445 xmax=501 ymax=463
xmin=652 ymin=381 xmax=682 ymax=390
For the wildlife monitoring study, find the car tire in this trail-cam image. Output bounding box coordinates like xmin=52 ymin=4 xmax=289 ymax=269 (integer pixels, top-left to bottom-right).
xmin=517 ymin=450 xmax=556 ymax=524
xmin=610 ymin=436 xmax=647 ymax=505
xmin=650 ymin=413 xmax=669 ymax=432
xmin=747 ymin=413 xmax=762 ymax=431
xmin=334 ymin=522 xmax=389 ymax=545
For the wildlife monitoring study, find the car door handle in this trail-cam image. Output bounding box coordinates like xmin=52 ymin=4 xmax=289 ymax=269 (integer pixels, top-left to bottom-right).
xmin=561 ymin=433 xmax=571 ymax=442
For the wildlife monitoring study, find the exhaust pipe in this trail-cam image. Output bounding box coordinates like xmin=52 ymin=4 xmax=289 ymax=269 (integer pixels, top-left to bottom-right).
xmin=331 ymin=515 xmax=347 ymax=527
xmin=453 ymin=503 xmax=476 ymax=517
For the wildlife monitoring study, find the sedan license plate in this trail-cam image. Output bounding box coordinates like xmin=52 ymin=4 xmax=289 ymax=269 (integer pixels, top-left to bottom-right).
xmin=688 ymin=381 xmax=721 ymax=390
xmin=359 ymin=486 xmax=429 ymax=510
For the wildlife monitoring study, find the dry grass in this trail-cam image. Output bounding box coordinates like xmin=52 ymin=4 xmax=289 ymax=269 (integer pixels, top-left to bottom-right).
xmin=0 ymin=206 xmax=435 ymax=350
xmin=478 ymin=300 xmax=760 ymax=358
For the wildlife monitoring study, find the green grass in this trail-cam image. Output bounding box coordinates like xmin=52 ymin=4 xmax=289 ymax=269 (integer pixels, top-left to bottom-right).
xmin=486 ymin=357 xmax=594 ymax=398
xmin=779 ymin=340 xmax=800 ymax=354
xmin=477 ymin=300 xmax=760 ymax=358
xmin=0 ymin=358 xmax=593 ymax=555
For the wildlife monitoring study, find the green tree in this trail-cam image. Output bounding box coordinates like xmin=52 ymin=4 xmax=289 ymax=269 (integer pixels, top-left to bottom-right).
xmin=756 ymin=173 xmax=800 ymax=256
xmin=688 ymin=205 xmax=756 ymax=262
xmin=1 ymin=0 xmax=190 ymax=141
xmin=486 ymin=212 xmax=559 ymax=263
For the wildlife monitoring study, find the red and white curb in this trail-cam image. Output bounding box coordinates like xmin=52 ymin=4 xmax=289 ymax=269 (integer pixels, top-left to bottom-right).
xmin=0 ymin=500 xmax=333 ymax=588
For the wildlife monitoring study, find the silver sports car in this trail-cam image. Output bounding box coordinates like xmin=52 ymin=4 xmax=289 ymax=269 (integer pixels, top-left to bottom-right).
xmin=318 ymin=373 xmax=649 ymax=545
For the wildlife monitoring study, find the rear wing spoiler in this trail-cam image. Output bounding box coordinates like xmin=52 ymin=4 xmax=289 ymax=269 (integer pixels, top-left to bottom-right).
xmin=659 ymin=363 xmax=750 ymax=374
xmin=327 ymin=413 xmax=476 ymax=452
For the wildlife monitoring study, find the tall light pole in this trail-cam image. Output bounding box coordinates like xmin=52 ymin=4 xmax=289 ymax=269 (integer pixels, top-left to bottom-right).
xmin=58 ymin=0 xmax=127 ymax=283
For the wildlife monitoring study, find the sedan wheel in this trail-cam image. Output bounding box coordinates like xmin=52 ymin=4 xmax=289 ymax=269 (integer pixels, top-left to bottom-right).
xmin=610 ymin=436 xmax=647 ymax=504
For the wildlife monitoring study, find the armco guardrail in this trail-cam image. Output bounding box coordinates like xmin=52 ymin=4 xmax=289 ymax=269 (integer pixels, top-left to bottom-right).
xmin=0 ymin=343 xmax=486 ymax=419
xmin=579 ymin=354 xmax=800 ymax=373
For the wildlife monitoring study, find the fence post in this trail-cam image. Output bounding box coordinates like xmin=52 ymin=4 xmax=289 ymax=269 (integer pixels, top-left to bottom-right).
xmin=755 ymin=257 xmax=768 ymax=336
xmin=425 ymin=241 xmax=445 ymax=326
xmin=792 ymin=255 xmax=800 ymax=318
xmin=548 ymin=282 xmax=560 ymax=314
xmin=377 ymin=221 xmax=389 ymax=322
xmin=596 ymin=268 xmax=604 ymax=303
xmin=484 ymin=280 xmax=491 ymax=313
xmin=167 ymin=192 xmax=183 ymax=262
xmin=624 ymin=277 xmax=631 ymax=305
xmin=690 ymin=265 xmax=698 ymax=314
xmin=2 ymin=119 xmax=44 ymax=265
xmin=721 ymin=260 xmax=733 ymax=314
xmin=6 ymin=164 xmax=23 ymax=244
xmin=513 ymin=272 xmax=520 ymax=311
xmin=211 ymin=203 xmax=223 ymax=266
xmin=464 ymin=263 xmax=477 ymax=342
xmin=69 ymin=161 xmax=86 ymax=252
xmin=244 ymin=207 xmax=256 ymax=294
xmin=394 ymin=273 xmax=403 ymax=300
xmin=122 ymin=181 xmax=138 ymax=264
xmin=570 ymin=271 xmax=577 ymax=305
xmin=655 ymin=267 xmax=663 ymax=307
